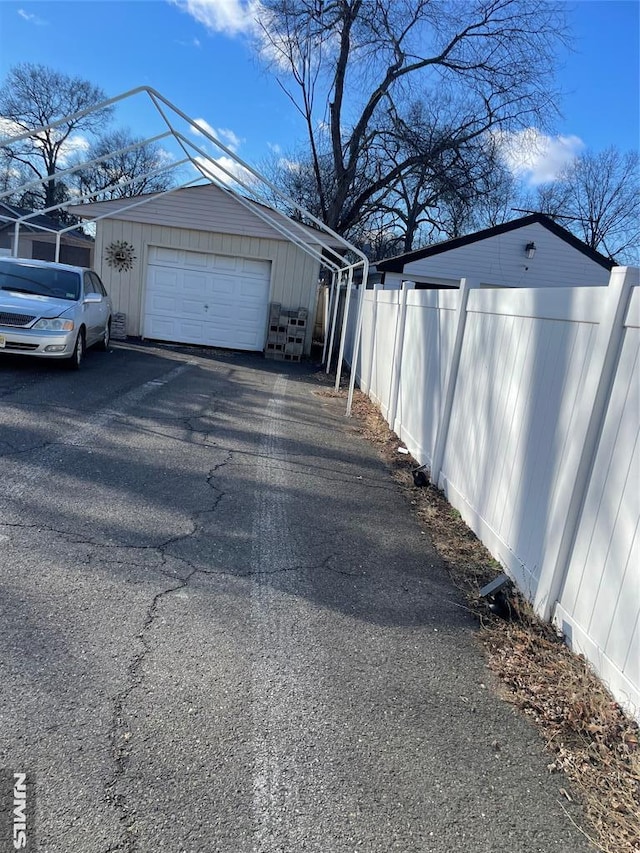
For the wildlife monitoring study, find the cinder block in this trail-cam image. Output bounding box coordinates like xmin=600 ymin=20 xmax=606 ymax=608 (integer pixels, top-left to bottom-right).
xmin=269 ymin=324 xmax=287 ymax=335
xmin=111 ymin=312 xmax=127 ymax=340
xmin=285 ymin=342 xmax=303 ymax=356
xmin=288 ymin=317 xmax=307 ymax=329
xmin=283 ymin=352 xmax=301 ymax=362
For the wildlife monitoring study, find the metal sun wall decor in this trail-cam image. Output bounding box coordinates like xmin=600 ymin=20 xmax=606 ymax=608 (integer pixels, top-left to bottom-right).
xmin=105 ymin=240 xmax=137 ymax=271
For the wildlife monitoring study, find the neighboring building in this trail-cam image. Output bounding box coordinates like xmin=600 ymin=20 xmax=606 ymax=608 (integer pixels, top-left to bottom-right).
xmin=375 ymin=214 xmax=614 ymax=289
xmin=0 ymin=202 xmax=94 ymax=267
xmin=68 ymin=184 xmax=332 ymax=354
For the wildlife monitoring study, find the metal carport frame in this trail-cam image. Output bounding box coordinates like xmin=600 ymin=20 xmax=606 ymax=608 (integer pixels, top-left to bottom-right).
xmin=0 ymin=86 xmax=367 ymax=415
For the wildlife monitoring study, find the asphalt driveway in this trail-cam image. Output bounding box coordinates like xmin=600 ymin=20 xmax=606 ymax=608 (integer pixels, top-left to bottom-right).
xmin=0 ymin=342 xmax=592 ymax=852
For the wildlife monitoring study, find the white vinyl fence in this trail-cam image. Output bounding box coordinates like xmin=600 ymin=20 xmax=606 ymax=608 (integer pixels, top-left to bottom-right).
xmin=345 ymin=267 xmax=640 ymax=720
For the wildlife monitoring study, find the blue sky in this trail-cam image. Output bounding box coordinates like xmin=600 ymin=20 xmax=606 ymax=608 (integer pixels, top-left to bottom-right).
xmin=0 ymin=0 xmax=638 ymax=187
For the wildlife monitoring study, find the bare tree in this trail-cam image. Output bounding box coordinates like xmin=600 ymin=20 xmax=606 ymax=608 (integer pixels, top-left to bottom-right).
xmin=536 ymin=148 xmax=639 ymax=263
xmin=0 ymin=63 xmax=111 ymax=216
xmin=257 ymin=0 xmax=567 ymax=243
xmin=72 ymin=130 xmax=174 ymax=201
xmin=372 ymin=114 xmax=520 ymax=250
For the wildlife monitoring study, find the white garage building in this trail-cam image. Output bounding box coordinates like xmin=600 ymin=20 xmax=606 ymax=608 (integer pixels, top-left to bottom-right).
xmin=375 ymin=214 xmax=614 ymax=289
xmin=69 ymin=184 xmax=331 ymax=354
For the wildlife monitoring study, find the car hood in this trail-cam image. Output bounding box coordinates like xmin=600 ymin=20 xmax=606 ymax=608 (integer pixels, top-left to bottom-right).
xmin=0 ymin=290 xmax=75 ymax=319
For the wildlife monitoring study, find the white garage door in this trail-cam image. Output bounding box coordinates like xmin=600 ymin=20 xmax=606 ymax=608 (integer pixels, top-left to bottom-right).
xmin=143 ymin=247 xmax=271 ymax=351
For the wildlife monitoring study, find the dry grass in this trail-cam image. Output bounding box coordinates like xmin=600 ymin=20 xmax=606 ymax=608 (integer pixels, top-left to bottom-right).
xmin=334 ymin=384 xmax=640 ymax=853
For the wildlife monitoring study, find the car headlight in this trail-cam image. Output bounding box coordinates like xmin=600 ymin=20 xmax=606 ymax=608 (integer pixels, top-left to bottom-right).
xmin=33 ymin=318 xmax=75 ymax=331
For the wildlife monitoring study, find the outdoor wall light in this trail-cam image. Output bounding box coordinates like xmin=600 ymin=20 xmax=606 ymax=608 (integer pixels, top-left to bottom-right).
xmin=525 ymin=242 xmax=536 ymax=259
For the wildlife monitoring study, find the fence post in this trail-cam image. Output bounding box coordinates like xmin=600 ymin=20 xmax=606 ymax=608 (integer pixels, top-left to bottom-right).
xmin=334 ymin=265 xmax=354 ymax=391
xmin=362 ymin=282 xmax=382 ymax=394
xmin=533 ymin=265 xmax=639 ymax=619
xmin=388 ymin=281 xmax=414 ymax=432
xmin=430 ymin=278 xmax=474 ymax=487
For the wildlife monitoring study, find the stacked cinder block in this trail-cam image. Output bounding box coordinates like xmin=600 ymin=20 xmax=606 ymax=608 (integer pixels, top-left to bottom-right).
xmin=265 ymin=303 xmax=307 ymax=361
xmin=265 ymin=303 xmax=286 ymax=359
xmin=111 ymin=312 xmax=127 ymax=340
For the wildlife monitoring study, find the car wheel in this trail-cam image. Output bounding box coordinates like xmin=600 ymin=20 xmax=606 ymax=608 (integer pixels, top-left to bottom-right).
xmin=66 ymin=329 xmax=85 ymax=370
xmin=97 ymin=320 xmax=111 ymax=351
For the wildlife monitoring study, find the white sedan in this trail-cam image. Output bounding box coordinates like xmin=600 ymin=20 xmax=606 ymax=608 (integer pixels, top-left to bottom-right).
xmin=0 ymin=257 xmax=112 ymax=369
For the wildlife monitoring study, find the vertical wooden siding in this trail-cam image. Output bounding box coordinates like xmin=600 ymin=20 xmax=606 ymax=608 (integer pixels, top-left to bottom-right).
xmin=95 ymin=219 xmax=320 ymax=350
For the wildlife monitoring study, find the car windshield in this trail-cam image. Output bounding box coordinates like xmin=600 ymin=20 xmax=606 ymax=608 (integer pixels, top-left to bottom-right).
xmin=0 ymin=261 xmax=81 ymax=301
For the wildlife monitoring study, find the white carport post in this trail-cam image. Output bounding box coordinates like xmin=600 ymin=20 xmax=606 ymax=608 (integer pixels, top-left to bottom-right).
xmin=322 ymin=272 xmax=336 ymax=365
xmin=12 ymin=222 xmax=20 ymax=257
xmin=325 ymin=270 xmax=343 ymax=374
xmin=334 ymin=265 xmax=354 ymax=391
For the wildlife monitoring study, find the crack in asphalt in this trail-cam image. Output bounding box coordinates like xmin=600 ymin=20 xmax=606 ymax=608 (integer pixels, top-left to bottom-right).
xmin=99 ymin=544 xmax=344 ymax=853
xmin=104 ymin=562 xmax=199 ymax=852
xmin=100 ymin=445 xmax=236 ymax=851
xmin=1 ymin=517 xmax=356 ymax=581
xmin=2 ymin=403 xmax=359 ymax=853
xmin=0 ymin=441 xmax=54 ymax=457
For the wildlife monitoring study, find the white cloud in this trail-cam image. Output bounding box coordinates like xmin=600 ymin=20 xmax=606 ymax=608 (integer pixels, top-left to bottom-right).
xmin=0 ymin=120 xmax=90 ymax=169
xmin=18 ymin=8 xmax=48 ymax=25
xmin=278 ymin=157 xmax=300 ymax=173
xmin=192 ymin=119 xmax=243 ymax=152
xmin=171 ymin=0 xmax=262 ymax=37
xmin=217 ymin=128 xmax=242 ymax=151
xmin=157 ymin=147 xmax=178 ymax=166
xmin=194 ymin=154 xmax=253 ymax=187
xmin=0 ymin=117 xmax=24 ymax=143
xmin=57 ymin=134 xmax=91 ymax=165
xmin=172 ymin=0 xmax=296 ymax=69
xmin=192 ymin=118 xmax=216 ymax=138
xmin=188 ymin=120 xmax=253 ymax=189
xmin=495 ymin=129 xmax=584 ymax=185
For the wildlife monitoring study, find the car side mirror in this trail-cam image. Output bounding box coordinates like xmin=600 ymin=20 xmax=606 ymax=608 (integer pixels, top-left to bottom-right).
xmin=84 ymin=292 xmax=102 ymax=303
